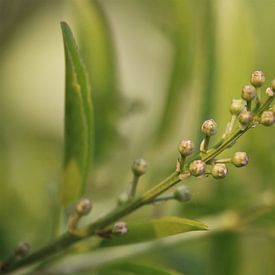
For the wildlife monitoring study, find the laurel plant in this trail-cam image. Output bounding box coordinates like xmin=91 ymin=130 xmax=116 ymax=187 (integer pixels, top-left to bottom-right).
xmin=0 ymin=18 xmax=274 ymax=274
xmin=2 ymin=1 xmax=275 ymax=274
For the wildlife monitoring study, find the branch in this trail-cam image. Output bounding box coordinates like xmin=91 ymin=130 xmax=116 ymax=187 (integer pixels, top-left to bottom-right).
xmin=2 ymin=86 xmax=274 ymax=274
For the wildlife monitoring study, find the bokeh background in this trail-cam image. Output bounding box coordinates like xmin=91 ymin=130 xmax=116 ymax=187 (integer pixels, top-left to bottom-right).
xmin=0 ymin=0 xmax=275 ymax=274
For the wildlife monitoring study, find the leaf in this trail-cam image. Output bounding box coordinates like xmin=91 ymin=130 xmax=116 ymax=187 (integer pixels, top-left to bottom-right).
xmin=72 ymin=0 xmax=119 ymax=161
xmin=101 ymin=216 xmax=207 ymax=247
xmin=98 ymin=261 xmax=182 ymax=275
xmin=60 ymin=22 xmax=94 ymax=206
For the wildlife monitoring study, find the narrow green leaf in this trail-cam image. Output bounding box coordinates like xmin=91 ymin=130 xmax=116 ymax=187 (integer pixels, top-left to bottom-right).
xmin=98 ymin=261 xmax=182 ymax=275
xmin=60 ymin=22 xmax=93 ymax=206
xmin=101 ymin=216 xmax=207 ymax=247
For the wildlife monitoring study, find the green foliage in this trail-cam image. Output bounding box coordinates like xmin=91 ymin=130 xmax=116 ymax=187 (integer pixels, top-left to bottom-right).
xmin=60 ymin=22 xmax=94 ymax=206
xmin=101 ymin=217 xmax=207 ymax=247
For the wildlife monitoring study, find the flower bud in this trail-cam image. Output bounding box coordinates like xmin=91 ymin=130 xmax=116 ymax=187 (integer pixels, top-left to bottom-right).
xmin=265 ymin=87 xmax=275 ymax=97
xmin=112 ymin=221 xmax=128 ymax=236
xmin=230 ymin=99 xmax=244 ymax=115
xmin=211 ymin=163 xmax=228 ymax=179
xmin=15 ymin=241 xmax=30 ymax=257
xmin=260 ymin=111 xmax=274 ymax=126
xmin=239 ymin=110 xmax=253 ymax=126
xmin=189 ymin=160 xmax=206 ymax=176
xmin=173 ymin=186 xmax=192 ymax=202
xmin=241 ymin=85 xmax=256 ymax=101
xmin=231 ymin=152 xmax=249 ymax=167
xmin=178 ymin=139 xmax=194 ymax=157
xmin=201 ymin=119 xmax=217 ymax=136
xmin=250 ymin=70 xmax=265 ymax=87
xmin=76 ymin=198 xmax=92 ymax=216
xmin=131 ymin=158 xmax=147 ymax=177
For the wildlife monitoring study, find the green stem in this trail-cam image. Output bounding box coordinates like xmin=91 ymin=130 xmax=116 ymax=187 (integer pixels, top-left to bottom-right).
xmin=3 ymin=97 xmax=274 ymax=274
xmin=149 ymin=195 xmax=175 ymax=203
xmin=127 ymin=175 xmax=139 ymax=199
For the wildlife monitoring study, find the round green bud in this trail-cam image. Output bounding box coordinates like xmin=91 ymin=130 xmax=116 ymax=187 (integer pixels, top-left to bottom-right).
xmin=241 ymin=84 xmax=256 ymax=101
xmin=178 ymin=139 xmax=194 ymax=156
xmin=201 ymin=119 xmax=217 ymax=136
xmin=250 ymin=70 xmax=265 ymax=87
xmin=211 ymin=163 xmax=228 ymax=179
xmin=271 ymin=79 xmax=275 ymax=91
xmin=132 ymin=158 xmax=147 ymax=177
xmin=260 ymin=111 xmax=274 ymax=126
xmin=76 ymin=198 xmax=92 ymax=216
xmin=189 ymin=160 xmax=206 ymax=177
xmin=239 ymin=110 xmax=253 ymax=126
xmin=266 ymin=87 xmax=275 ymax=97
xmin=112 ymin=221 xmax=128 ymax=236
xmin=231 ymin=152 xmax=249 ymax=168
xmin=230 ymin=99 xmax=244 ymax=115
xmin=173 ymin=186 xmax=192 ymax=202
xmin=15 ymin=241 xmax=30 ymax=257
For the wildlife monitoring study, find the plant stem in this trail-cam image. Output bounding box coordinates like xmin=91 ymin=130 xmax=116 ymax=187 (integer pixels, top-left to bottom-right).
xmin=3 ymin=96 xmax=274 ymax=274
xmin=127 ymin=175 xmax=139 ymax=199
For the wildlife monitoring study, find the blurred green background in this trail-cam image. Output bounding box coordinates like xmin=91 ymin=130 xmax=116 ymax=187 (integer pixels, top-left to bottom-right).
xmin=0 ymin=0 xmax=275 ymax=274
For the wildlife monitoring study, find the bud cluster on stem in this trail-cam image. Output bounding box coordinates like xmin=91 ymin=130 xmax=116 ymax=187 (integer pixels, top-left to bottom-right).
xmin=3 ymin=70 xmax=275 ymax=274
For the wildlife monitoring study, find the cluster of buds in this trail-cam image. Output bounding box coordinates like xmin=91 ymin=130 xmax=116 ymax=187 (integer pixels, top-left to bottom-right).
xmin=188 ymin=151 xmax=249 ymax=180
xmin=115 ymin=70 xmax=273 ymax=228
xmin=178 ymin=70 xmax=274 ymax=182
xmin=238 ymin=70 xmax=274 ymax=128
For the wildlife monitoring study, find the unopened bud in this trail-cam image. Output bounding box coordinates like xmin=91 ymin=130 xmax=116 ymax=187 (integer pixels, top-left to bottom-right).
xmin=230 ymin=99 xmax=244 ymax=115
xmin=178 ymin=140 xmax=194 ymax=157
xmin=15 ymin=241 xmax=30 ymax=257
xmin=173 ymin=186 xmax=192 ymax=202
xmin=112 ymin=221 xmax=128 ymax=236
xmin=76 ymin=198 xmax=92 ymax=216
xmin=265 ymin=87 xmax=275 ymax=97
xmin=231 ymin=152 xmax=249 ymax=168
xmin=260 ymin=111 xmax=274 ymax=126
xmin=189 ymin=160 xmax=206 ymax=176
xmin=239 ymin=110 xmax=253 ymax=126
xmin=201 ymin=119 xmax=217 ymax=136
xmin=250 ymin=70 xmax=265 ymax=87
xmin=211 ymin=163 xmax=228 ymax=179
xmin=241 ymin=85 xmax=256 ymax=101
xmin=132 ymin=158 xmax=147 ymax=177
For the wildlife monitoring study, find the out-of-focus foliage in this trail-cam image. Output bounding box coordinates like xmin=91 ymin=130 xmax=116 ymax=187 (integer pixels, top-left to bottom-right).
xmin=0 ymin=0 xmax=275 ymax=274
